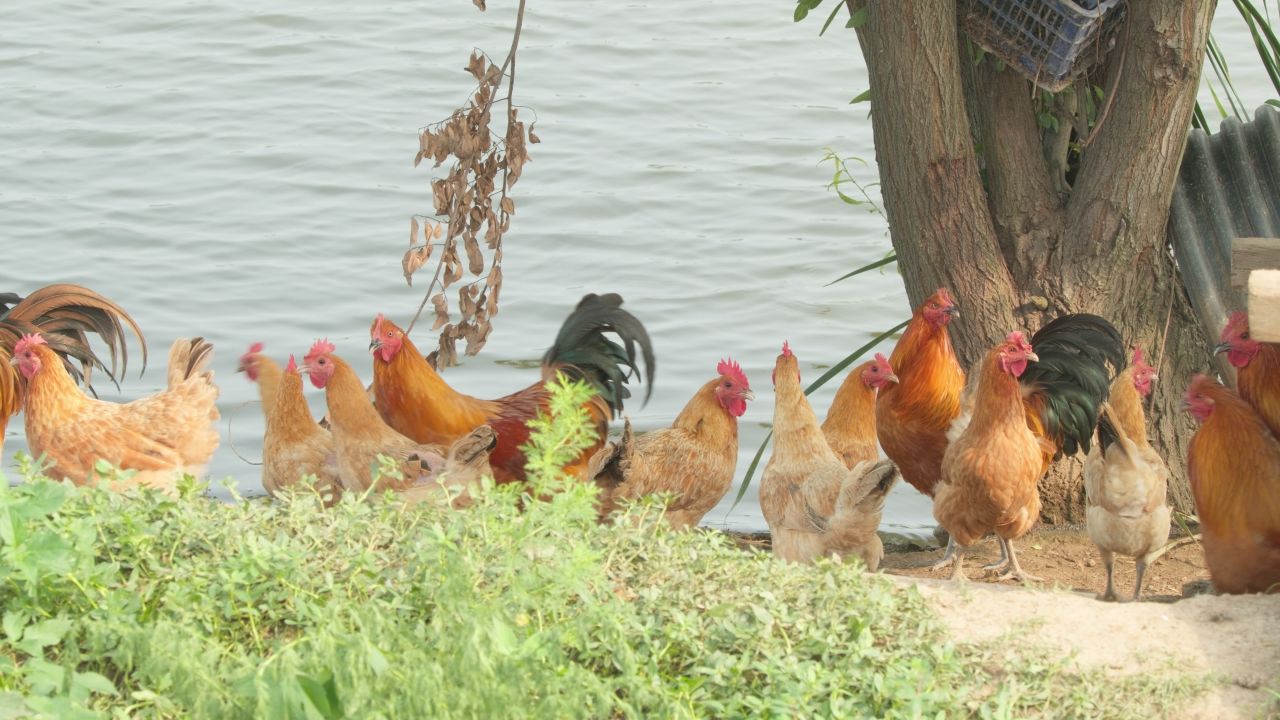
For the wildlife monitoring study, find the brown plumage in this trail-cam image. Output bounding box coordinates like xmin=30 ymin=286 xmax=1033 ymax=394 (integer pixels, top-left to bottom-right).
xmin=760 ymin=343 xmax=898 ymax=569
xmin=1186 ymin=374 xmax=1280 ymax=594
xmin=303 ymin=340 xmax=495 ymax=507
xmin=0 ymin=285 xmax=145 ymax=455
xmin=822 ymin=353 xmax=898 ymax=470
xmin=875 ymin=288 xmax=964 ymax=498
xmin=239 ymin=344 xmax=343 ymax=503
xmin=588 ymin=359 xmax=752 ymax=528
xmin=15 ymin=334 xmax=218 ymax=491
xmin=936 ymin=316 xmax=1123 ymax=584
xmin=369 ymin=293 xmax=654 ymax=484
xmin=1216 ymin=311 xmax=1280 ymax=442
xmin=1083 ymin=350 xmax=1170 ymax=601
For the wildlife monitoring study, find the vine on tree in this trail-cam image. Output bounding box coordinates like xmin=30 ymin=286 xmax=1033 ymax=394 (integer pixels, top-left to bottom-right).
xmin=401 ymin=0 xmax=535 ymax=370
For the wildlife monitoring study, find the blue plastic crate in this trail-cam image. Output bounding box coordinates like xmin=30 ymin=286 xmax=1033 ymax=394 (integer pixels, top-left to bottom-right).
xmin=959 ymin=0 xmax=1123 ymax=92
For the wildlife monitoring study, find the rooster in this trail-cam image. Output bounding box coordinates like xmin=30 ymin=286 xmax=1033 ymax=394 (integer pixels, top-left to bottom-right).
xmin=303 ymin=339 xmax=496 ymax=507
xmin=934 ymin=314 xmax=1123 ymax=583
xmin=1185 ymin=374 xmax=1280 ymax=594
xmin=760 ymin=342 xmax=899 ymax=569
xmin=14 ymin=333 xmax=219 ymax=491
xmin=239 ymin=343 xmax=342 ymax=503
xmin=1215 ymin=311 xmax=1280 ymax=441
xmin=822 ymin=353 xmax=897 ymax=469
xmin=587 ymin=358 xmax=753 ymax=528
xmin=0 ymin=285 xmax=145 ymax=455
xmin=875 ymin=289 xmax=965 ymax=566
xmin=1083 ymin=347 xmax=1169 ymax=601
xmin=369 ymin=293 xmax=654 ymax=484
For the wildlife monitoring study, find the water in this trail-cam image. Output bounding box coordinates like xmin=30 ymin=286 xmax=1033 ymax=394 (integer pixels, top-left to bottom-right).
xmin=0 ymin=1 xmax=1271 ymax=534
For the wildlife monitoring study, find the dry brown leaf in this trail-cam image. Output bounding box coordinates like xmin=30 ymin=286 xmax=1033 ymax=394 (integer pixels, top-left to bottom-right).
xmin=401 ymin=244 xmax=432 ymax=287
xmin=458 ymin=285 xmax=476 ymax=320
xmin=466 ymin=51 xmax=486 ymax=82
xmin=486 ymin=265 xmax=502 ymax=316
xmin=465 ymin=235 xmax=485 ymax=275
xmin=431 ymin=293 xmax=449 ymax=331
xmin=500 ymin=196 xmax=515 ymax=215
xmin=443 ymin=244 xmax=464 ymax=286
xmin=438 ymin=328 xmax=458 ymax=368
xmin=528 ymin=123 xmax=540 ymax=144
xmin=409 ymin=216 xmax=420 ymax=246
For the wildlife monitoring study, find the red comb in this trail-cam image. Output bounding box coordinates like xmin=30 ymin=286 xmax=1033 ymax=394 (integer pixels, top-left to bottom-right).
xmin=1132 ymin=347 xmax=1146 ymax=367
xmin=13 ymin=334 xmax=46 ymax=355
xmin=247 ymin=341 xmax=264 ymax=354
xmin=1222 ymin=311 xmax=1249 ymax=339
xmin=717 ymin=357 xmax=749 ymax=388
xmin=285 ymin=355 xmax=298 ymax=373
xmin=781 ymin=340 xmax=793 ymax=358
xmin=874 ymin=352 xmax=891 ymax=368
xmin=306 ymin=338 xmax=336 ymax=359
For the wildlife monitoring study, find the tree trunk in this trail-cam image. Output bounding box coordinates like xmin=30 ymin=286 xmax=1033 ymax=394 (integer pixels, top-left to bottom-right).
xmin=852 ymin=0 xmax=1216 ymax=519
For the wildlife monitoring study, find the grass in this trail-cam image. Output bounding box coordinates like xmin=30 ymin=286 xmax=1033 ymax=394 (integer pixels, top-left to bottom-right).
xmin=0 ymin=380 xmax=1208 ymax=718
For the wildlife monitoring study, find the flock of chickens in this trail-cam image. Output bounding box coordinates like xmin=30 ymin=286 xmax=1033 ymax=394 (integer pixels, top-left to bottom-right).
xmin=0 ymin=284 xmax=1277 ymax=599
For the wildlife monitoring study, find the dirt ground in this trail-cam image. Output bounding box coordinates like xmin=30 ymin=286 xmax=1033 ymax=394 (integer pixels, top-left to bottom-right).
xmin=728 ymin=527 xmax=1280 ymax=718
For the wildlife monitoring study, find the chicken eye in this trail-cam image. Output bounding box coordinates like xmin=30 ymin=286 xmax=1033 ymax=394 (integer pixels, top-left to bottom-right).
xmin=386 ymin=331 xmax=394 ymax=337
xmin=1241 ymin=332 xmax=1250 ymax=340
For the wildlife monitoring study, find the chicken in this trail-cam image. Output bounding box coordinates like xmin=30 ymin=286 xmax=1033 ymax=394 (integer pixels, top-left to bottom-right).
xmin=0 ymin=285 xmax=145 ymax=455
xmin=369 ymin=293 xmax=654 ymax=484
xmin=760 ymin=342 xmax=899 ymax=568
xmin=822 ymin=353 xmax=898 ymax=469
xmin=1215 ymin=311 xmax=1280 ymax=441
xmin=1185 ymin=374 xmax=1280 ymax=594
xmin=1083 ymin=347 xmax=1169 ymax=601
xmin=239 ymin=343 xmax=343 ymax=503
xmin=588 ymin=358 xmax=754 ymax=528
xmin=303 ymin=339 xmax=496 ymax=507
xmin=875 ymin=288 xmax=964 ymax=498
xmin=14 ymin=333 xmax=219 ymax=491
xmin=934 ymin=314 xmax=1123 ymax=584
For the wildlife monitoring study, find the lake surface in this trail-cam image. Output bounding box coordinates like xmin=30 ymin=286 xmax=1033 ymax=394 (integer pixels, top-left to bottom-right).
xmin=1 ymin=1 xmax=1271 ymax=533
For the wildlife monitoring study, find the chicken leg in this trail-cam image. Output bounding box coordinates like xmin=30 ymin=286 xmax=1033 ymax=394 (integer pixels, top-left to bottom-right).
xmin=983 ymin=536 xmax=1012 ymax=573
xmin=948 ymin=544 xmax=968 ymax=582
xmin=1098 ymin=549 xmax=1119 ymax=601
xmin=994 ymin=539 xmax=1041 ymax=584
xmin=926 ymin=536 xmax=957 ymax=571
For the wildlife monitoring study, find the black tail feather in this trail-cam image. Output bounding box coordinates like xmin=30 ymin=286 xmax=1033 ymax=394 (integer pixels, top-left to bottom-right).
xmin=1021 ymin=313 xmax=1124 ymax=456
xmin=542 ymin=293 xmax=655 ymax=417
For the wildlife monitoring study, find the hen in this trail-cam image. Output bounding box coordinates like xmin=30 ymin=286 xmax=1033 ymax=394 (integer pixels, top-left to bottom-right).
xmin=0 ymin=285 xmax=144 ymax=455
xmin=369 ymin=293 xmax=654 ymax=484
xmin=239 ymin=344 xmax=343 ymax=503
xmin=304 ymin=339 xmax=495 ymax=507
xmin=15 ymin=333 xmax=219 ymax=491
xmin=821 ymin=353 xmax=897 ymax=469
xmin=1215 ymin=311 xmax=1280 ymax=440
xmin=588 ymin=358 xmax=753 ymax=528
xmin=1185 ymin=374 xmax=1280 ymax=594
xmin=760 ymin=342 xmax=899 ymax=569
xmin=934 ymin=314 xmax=1123 ymax=583
xmin=1083 ymin=348 xmax=1169 ymax=601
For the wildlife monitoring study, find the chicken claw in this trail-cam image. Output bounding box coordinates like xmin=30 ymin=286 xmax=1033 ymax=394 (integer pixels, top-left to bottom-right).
xmin=982 ymin=536 xmax=1012 ymax=573
xmin=948 ymin=544 xmax=968 ymax=582
xmin=994 ymin=539 xmax=1042 ymax=585
xmin=925 ymin=537 xmax=957 ymax=571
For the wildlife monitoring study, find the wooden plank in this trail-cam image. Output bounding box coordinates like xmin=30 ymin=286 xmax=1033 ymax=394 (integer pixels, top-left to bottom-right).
xmin=1250 ymin=269 xmax=1280 ymax=342
xmin=1231 ymin=237 xmax=1280 ymax=288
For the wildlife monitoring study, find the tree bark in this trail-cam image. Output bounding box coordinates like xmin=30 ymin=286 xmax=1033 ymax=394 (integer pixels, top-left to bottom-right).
xmin=852 ymin=0 xmax=1217 ymax=518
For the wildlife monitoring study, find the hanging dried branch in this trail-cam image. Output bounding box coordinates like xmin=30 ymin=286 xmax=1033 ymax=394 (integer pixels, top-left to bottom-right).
xmin=400 ymin=0 xmax=533 ymax=370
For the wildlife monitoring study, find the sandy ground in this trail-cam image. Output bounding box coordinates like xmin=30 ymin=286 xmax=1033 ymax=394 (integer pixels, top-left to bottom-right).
xmin=730 ymin=527 xmax=1280 ymax=718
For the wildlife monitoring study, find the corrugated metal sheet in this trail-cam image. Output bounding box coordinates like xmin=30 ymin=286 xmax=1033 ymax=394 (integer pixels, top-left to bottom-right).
xmin=1168 ymin=104 xmax=1280 ymax=377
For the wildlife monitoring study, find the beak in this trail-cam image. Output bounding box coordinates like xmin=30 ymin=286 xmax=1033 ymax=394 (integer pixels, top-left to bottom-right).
xmin=1179 ymin=397 xmax=1191 ymax=412
xmin=1025 ymin=351 xmax=1040 ymax=362
xmin=885 ymin=372 xmax=900 ymax=384
xmin=740 ymin=388 xmax=756 ymax=402
xmin=370 ymin=338 xmax=383 ymax=352
xmin=1212 ymin=342 xmax=1231 ymax=356
xmin=1149 ymin=372 xmax=1159 ymax=380
xmin=944 ymin=305 xmax=960 ymax=318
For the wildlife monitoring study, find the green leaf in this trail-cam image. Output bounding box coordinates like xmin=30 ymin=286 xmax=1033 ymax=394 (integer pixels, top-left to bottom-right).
xmin=793 ymin=0 xmax=823 ymax=23
xmin=72 ymin=671 xmax=118 ymax=697
xmin=849 ymin=89 xmax=872 ymax=104
xmin=846 ymin=7 xmax=868 ymax=28
xmin=818 ymin=2 xmax=843 ymax=36
xmin=298 ymin=671 xmax=343 ymax=720
xmin=366 ymin=644 xmax=390 ymax=676
xmin=824 ymin=254 xmax=898 ymax=286
xmin=18 ymin=616 xmax=72 ymax=655
xmin=1 ymin=610 xmax=28 ymax=643
xmin=728 ymin=319 xmax=909 ymax=509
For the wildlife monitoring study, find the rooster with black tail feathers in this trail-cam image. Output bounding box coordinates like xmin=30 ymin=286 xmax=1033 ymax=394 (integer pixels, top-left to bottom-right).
xmin=934 ymin=313 xmax=1124 ymax=584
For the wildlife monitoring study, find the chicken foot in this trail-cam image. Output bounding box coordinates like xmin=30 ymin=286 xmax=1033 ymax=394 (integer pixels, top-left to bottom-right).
xmin=947 ymin=544 xmax=968 ymax=582
xmin=924 ymin=537 xmax=957 ymax=570
xmin=994 ymin=539 xmax=1042 ymax=584
xmin=1132 ymin=554 xmax=1153 ymax=602
xmin=982 ymin=536 xmax=1011 ymax=573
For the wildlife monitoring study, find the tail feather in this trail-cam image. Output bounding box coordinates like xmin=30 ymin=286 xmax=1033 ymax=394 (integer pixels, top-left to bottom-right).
xmin=1021 ymin=313 xmax=1123 ymax=457
xmin=838 ymin=458 xmax=899 ymax=515
xmin=167 ymin=337 xmax=215 ymax=388
xmin=542 ymin=293 xmax=655 ymax=418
